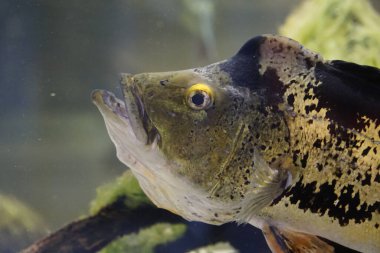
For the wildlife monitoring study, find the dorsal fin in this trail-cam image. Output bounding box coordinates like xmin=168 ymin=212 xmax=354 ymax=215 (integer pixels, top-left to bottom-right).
xmin=324 ymin=60 xmax=380 ymax=99
xmin=314 ymin=60 xmax=380 ymax=130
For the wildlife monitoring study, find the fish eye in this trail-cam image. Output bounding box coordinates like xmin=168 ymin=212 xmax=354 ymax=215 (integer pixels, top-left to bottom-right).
xmin=186 ymin=83 xmax=213 ymax=110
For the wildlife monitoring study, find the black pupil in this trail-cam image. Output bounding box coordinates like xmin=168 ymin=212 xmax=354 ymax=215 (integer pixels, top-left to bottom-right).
xmin=192 ymin=93 xmax=205 ymax=106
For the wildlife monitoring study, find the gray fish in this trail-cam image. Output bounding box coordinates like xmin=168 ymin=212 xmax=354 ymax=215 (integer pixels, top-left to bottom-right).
xmin=92 ymin=35 xmax=380 ymax=253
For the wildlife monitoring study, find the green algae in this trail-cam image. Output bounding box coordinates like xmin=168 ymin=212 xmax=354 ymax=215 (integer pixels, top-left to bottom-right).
xmin=280 ymin=0 xmax=380 ymax=68
xmin=90 ymin=170 xmax=150 ymax=215
xmin=0 ymin=194 xmax=46 ymax=252
xmin=99 ymin=223 xmax=186 ymax=253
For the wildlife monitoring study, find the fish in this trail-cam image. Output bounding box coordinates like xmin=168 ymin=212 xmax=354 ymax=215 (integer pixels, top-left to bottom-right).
xmin=92 ymin=34 xmax=380 ymax=253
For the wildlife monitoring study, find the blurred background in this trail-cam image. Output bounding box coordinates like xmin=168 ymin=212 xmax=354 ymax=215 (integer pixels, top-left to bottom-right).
xmin=1 ymin=0 xmax=379 ymax=252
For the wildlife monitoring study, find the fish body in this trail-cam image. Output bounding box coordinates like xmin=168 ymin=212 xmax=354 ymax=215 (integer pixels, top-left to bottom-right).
xmin=92 ymin=35 xmax=380 ymax=253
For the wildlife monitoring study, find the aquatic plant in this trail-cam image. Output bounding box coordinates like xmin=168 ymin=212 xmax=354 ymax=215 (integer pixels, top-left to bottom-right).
xmin=99 ymin=223 xmax=186 ymax=253
xmin=90 ymin=170 xmax=150 ymax=214
xmin=0 ymin=194 xmax=46 ymax=252
xmin=188 ymin=242 xmax=238 ymax=253
xmin=280 ymin=0 xmax=380 ymax=68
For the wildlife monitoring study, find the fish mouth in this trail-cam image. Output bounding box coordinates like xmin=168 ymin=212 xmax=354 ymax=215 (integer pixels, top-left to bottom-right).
xmin=91 ymin=74 xmax=158 ymax=146
xmin=121 ymin=73 xmax=159 ymax=145
xmin=92 ymin=89 xmax=129 ymax=120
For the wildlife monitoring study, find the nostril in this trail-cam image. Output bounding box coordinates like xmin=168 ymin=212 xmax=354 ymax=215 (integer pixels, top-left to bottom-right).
xmin=160 ymin=79 xmax=169 ymax=86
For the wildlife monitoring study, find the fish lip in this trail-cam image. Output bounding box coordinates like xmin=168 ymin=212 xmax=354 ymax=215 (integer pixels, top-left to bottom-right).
xmin=91 ymin=89 xmax=129 ymax=120
xmin=121 ymin=73 xmax=158 ymax=145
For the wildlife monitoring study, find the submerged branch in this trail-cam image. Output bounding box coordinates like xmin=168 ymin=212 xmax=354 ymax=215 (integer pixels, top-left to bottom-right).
xmin=21 ymin=197 xmax=184 ymax=253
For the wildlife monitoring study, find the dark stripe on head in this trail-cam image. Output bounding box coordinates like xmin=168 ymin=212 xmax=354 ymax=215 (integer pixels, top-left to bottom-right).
xmin=220 ymin=36 xmax=286 ymax=111
xmin=220 ymin=36 xmax=265 ymax=88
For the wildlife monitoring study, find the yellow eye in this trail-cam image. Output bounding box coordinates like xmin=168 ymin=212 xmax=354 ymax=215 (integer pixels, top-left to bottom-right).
xmin=186 ymin=83 xmax=214 ymax=110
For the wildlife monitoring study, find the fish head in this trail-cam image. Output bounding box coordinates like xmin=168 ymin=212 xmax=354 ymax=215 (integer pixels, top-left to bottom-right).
xmin=92 ymin=64 xmax=255 ymax=224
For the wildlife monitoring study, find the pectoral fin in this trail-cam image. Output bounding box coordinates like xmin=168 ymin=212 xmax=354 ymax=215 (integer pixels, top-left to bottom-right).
xmin=237 ymin=150 xmax=292 ymax=222
xmin=262 ymin=224 xmax=334 ymax=253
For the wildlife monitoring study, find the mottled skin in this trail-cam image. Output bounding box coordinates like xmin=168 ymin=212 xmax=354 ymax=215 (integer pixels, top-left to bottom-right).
xmin=92 ymin=35 xmax=379 ymax=253
xmin=249 ymin=36 xmax=380 ymax=252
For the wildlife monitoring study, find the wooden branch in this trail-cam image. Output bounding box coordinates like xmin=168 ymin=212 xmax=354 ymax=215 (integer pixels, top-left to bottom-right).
xmin=21 ymin=195 xmax=359 ymax=253
xmin=21 ymin=197 xmax=184 ymax=253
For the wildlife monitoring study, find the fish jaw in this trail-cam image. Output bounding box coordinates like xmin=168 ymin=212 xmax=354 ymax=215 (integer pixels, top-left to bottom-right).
xmin=91 ymin=89 xmax=147 ymax=167
xmin=119 ymin=74 xmax=150 ymax=144
xmin=92 ymin=90 xmax=161 ymax=180
xmin=91 ymin=89 xmax=130 ymax=125
xmin=91 ymin=89 xmax=176 ymax=210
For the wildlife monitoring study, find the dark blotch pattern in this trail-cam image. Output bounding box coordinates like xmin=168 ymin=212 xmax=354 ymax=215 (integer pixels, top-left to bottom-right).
xmin=221 ymin=36 xmax=287 ymax=112
xmin=220 ymin=36 xmax=265 ymax=88
xmin=258 ymin=68 xmax=286 ymax=111
xmin=287 ymin=93 xmax=295 ymax=107
xmin=284 ymin=178 xmax=380 ymax=226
